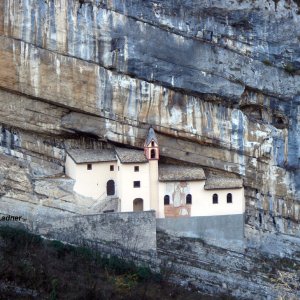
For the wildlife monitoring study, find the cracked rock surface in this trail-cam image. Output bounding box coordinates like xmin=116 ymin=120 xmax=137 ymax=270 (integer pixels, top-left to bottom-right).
xmin=0 ymin=0 xmax=299 ymax=298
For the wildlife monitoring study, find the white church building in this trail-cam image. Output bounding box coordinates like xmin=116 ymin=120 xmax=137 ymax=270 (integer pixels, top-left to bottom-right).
xmin=65 ymin=128 xmax=245 ymax=218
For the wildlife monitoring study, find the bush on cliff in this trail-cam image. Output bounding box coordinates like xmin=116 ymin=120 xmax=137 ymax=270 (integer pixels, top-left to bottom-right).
xmin=0 ymin=226 xmax=207 ymax=300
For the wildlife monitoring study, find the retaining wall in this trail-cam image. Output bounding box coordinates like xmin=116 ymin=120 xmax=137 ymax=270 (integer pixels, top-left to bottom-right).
xmin=157 ymin=214 xmax=245 ymax=248
xmin=36 ymin=210 xmax=157 ymax=253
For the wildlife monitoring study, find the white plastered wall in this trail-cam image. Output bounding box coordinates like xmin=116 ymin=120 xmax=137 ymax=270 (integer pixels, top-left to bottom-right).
xmin=66 ymin=155 xmax=117 ymax=199
xmin=158 ymin=180 xmax=245 ymax=217
xmin=192 ymin=186 xmax=245 ymax=216
xmin=117 ymin=159 xmax=151 ymax=212
xmin=149 ymin=160 xmax=159 ymax=216
xmin=65 ymin=155 xmax=77 ymax=180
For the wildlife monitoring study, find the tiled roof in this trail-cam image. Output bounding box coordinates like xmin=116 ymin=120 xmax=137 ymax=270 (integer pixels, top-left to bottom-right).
xmin=204 ymin=177 xmax=243 ymax=190
xmin=67 ymin=149 xmax=116 ymax=163
xmin=115 ymin=148 xmax=148 ymax=164
xmin=158 ymin=164 xmax=206 ymax=181
xmin=145 ymin=127 xmax=158 ymax=146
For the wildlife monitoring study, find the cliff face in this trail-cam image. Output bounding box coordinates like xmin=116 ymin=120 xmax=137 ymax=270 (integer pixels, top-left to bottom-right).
xmin=0 ymin=1 xmax=299 ymax=236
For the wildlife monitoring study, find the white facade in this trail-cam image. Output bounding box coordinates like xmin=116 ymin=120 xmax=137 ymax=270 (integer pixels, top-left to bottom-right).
xmin=65 ymin=154 xmax=117 ymax=199
xmin=158 ymin=181 xmax=245 ymax=218
xmin=117 ymin=158 xmax=151 ymax=212
xmin=198 ymin=187 xmax=245 ymax=217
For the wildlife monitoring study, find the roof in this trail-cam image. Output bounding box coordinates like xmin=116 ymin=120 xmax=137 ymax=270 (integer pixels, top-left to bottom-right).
xmin=145 ymin=127 xmax=158 ymax=146
xmin=158 ymin=164 xmax=206 ymax=181
xmin=67 ymin=149 xmax=116 ymax=164
xmin=204 ymin=177 xmax=243 ymax=190
xmin=115 ymin=148 xmax=148 ymax=164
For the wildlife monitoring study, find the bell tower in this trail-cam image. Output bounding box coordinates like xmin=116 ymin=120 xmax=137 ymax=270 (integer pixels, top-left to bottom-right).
xmin=144 ymin=127 xmax=160 ymax=216
xmin=144 ymin=127 xmax=159 ymax=160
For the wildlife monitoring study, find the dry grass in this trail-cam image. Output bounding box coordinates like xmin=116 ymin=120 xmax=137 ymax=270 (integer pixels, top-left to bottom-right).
xmin=0 ymin=226 xmax=216 ymax=300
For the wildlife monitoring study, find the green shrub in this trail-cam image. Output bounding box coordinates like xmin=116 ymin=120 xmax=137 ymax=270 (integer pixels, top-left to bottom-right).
xmin=115 ymin=273 xmax=139 ymax=291
xmin=97 ymin=256 xmax=110 ymax=268
xmin=262 ymin=59 xmax=272 ymax=66
xmin=75 ymin=246 xmax=93 ymax=259
xmin=49 ymin=240 xmax=75 ymax=258
xmin=49 ymin=240 xmax=65 ymax=251
xmin=284 ymin=63 xmax=298 ymax=75
xmin=136 ymin=266 xmax=152 ymax=281
xmin=50 ymin=278 xmax=58 ymax=300
xmin=0 ymin=226 xmax=42 ymax=249
xmin=108 ymin=256 xmax=134 ymax=274
xmin=152 ymin=272 xmax=163 ymax=283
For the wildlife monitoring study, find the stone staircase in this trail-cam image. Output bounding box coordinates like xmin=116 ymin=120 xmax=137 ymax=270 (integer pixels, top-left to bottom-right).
xmin=89 ymin=192 xmax=120 ymax=213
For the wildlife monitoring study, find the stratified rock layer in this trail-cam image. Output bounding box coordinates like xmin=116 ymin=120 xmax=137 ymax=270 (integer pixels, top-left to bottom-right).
xmin=0 ymin=0 xmax=299 ymax=223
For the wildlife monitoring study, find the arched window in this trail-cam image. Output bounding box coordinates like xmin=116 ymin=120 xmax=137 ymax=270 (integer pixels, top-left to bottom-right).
xmin=227 ymin=193 xmax=232 ymax=203
xmin=186 ymin=194 xmax=192 ymax=204
xmin=150 ymin=149 xmax=156 ymax=159
xmin=164 ymin=195 xmax=170 ymax=205
xmin=106 ymin=180 xmax=115 ymax=196
xmin=212 ymin=193 xmax=218 ymax=204
xmin=133 ymin=198 xmax=143 ymax=212
xmin=151 ymin=141 xmax=155 ymax=147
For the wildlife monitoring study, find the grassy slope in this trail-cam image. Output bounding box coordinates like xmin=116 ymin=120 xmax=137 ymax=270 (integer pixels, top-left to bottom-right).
xmin=0 ymin=226 xmax=220 ymax=300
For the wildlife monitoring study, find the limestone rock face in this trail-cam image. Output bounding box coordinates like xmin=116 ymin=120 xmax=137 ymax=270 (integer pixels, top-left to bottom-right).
xmin=0 ymin=0 xmax=299 ymax=224
xmin=0 ymin=0 xmax=299 ymax=296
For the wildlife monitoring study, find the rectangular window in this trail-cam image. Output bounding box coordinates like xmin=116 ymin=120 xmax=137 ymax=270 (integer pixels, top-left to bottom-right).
xmin=133 ymin=181 xmax=141 ymax=188
xmin=110 ymin=165 xmax=114 ymax=171
xmin=87 ymin=163 xmax=92 ymax=170
xmin=134 ymin=166 xmax=139 ymax=172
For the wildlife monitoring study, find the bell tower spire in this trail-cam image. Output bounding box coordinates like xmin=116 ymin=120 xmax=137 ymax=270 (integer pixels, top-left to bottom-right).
xmin=144 ymin=127 xmax=159 ymax=160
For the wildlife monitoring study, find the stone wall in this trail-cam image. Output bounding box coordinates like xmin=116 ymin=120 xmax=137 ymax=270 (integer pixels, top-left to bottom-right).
xmin=1 ymin=210 xmax=299 ymax=299
xmin=35 ymin=210 xmax=157 ymax=254
xmin=157 ymin=214 xmax=245 ymax=249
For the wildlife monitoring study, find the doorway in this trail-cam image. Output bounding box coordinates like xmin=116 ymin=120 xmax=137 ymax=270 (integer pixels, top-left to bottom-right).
xmin=133 ymin=198 xmax=143 ymax=212
xmin=106 ymin=180 xmax=115 ymax=196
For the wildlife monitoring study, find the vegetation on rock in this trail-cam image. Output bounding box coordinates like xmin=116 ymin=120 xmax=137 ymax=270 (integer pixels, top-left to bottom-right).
xmin=0 ymin=226 xmax=216 ymax=300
